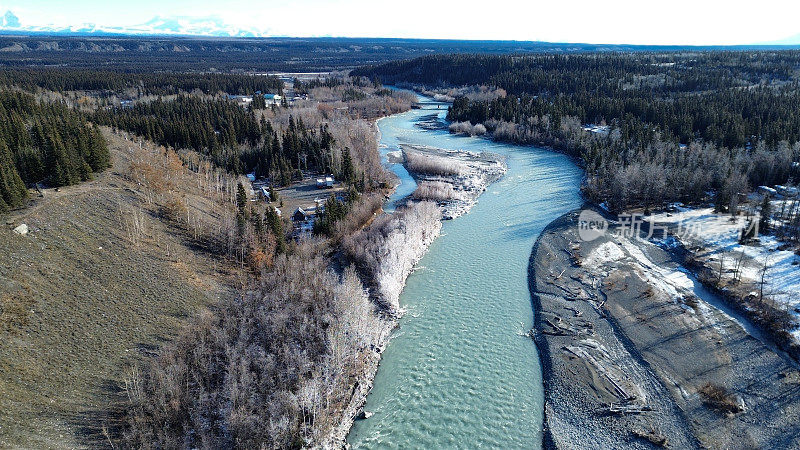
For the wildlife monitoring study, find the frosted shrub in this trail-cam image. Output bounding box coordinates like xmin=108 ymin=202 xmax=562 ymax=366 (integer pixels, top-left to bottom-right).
xmin=449 ymin=121 xmax=487 ymax=136
xmin=404 ymin=150 xmax=464 ymax=176
xmin=412 ymin=181 xmax=461 ymax=202
xmin=343 ymin=201 xmax=442 ymax=310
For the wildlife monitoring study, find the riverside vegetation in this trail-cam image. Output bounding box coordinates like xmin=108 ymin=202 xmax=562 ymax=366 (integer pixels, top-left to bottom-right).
xmin=107 ymin=78 xmax=424 ymax=448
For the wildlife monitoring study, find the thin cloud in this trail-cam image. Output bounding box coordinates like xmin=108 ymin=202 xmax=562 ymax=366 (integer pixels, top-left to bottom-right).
xmin=3 ymin=0 xmax=800 ymax=45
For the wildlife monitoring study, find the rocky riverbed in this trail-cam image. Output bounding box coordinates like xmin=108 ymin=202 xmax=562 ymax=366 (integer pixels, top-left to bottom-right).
xmin=530 ymin=209 xmax=800 ymax=449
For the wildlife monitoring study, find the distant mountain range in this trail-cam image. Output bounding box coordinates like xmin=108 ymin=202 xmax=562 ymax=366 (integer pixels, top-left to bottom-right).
xmin=2 ymin=8 xmax=800 ymax=47
xmin=0 ymin=10 xmax=268 ymax=37
xmin=763 ymin=33 xmax=800 ymax=46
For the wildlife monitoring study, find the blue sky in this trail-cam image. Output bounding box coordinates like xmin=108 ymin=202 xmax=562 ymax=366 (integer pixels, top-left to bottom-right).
xmin=3 ymin=0 xmax=800 ymax=45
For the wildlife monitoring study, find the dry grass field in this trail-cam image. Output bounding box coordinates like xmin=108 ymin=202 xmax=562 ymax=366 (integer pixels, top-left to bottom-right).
xmin=0 ymin=130 xmax=240 ymax=448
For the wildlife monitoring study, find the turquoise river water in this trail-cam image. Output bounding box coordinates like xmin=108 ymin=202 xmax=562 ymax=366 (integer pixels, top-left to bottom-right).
xmin=347 ymin=93 xmax=583 ymax=448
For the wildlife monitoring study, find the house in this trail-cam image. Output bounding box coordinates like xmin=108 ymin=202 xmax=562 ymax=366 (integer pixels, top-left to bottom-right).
xmin=292 ymin=207 xmax=310 ymax=222
xmin=758 ymin=186 xmax=778 ymax=197
xmin=264 ymin=93 xmax=282 ymax=105
xmin=316 ymin=176 xmax=335 ymax=189
xmin=228 ymin=94 xmax=253 ymax=107
xmin=582 ymin=124 xmax=610 ymax=135
xmin=291 ymin=207 xmax=317 ymax=239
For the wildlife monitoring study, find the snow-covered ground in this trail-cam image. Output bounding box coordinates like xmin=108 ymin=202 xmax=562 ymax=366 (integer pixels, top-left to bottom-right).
xmin=586 ymin=239 xmax=701 ymax=312
xmin=650 ymin=207 xmax=800 ymax=338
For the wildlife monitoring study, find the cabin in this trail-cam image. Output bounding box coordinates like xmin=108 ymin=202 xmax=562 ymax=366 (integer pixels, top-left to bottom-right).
xmin=291 ymin=207 xmax=318 ymax=239
xmin=293 ymin=207 xmax=318 ymax=222
xmin=316 ymin=176 xmax=335 ymax=189
xmin=292 ymin=207 xmax=310 ymax=222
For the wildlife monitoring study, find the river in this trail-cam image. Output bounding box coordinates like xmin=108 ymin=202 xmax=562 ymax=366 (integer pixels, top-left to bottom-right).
xmin=346 ymin=92 xmax=583 ymax=448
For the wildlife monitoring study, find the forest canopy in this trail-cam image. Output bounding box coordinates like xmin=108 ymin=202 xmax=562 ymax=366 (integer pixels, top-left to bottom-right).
xmin=0 ymin=69 xmax=284 ymax=97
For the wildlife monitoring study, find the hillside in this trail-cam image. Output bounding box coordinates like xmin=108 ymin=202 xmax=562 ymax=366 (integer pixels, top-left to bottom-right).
xmin=0 ymin=129 xmax=241 ymax=447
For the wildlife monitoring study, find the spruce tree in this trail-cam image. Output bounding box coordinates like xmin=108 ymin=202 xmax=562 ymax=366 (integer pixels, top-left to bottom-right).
xmin=0 ymin=139 xmax=27 ymax=212
xmin=759 ymin=195 xmax=772 ymax=233
xmin=264 ymin=206 xmax=286 ymax=253
xmin=340 ymin=147 xmax=356 ymax=185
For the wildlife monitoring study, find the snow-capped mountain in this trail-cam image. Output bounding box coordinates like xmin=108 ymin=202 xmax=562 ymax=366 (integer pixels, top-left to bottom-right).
xmin=1 ymin=10 xmax=20 ymax=29
xmin=132 ymin=16 xmax=264 ymax=37
xmin=0 ymin=10 xmax=268 ymax=37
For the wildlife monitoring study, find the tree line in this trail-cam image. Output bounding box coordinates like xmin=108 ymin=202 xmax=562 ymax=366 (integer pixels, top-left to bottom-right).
xmin=0 ymin=69 xmax=283 ymax=97
xmin=0 ymin=90 xmax=110 ymax=211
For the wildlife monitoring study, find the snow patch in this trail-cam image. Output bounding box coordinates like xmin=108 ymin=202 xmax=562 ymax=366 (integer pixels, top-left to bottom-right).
xmin=583 ymin=241 xmax=625 ymax=266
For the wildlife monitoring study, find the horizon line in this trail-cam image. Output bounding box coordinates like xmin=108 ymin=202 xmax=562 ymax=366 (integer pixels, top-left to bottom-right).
xmin=2 ymin=30 xmax=800 ymax=49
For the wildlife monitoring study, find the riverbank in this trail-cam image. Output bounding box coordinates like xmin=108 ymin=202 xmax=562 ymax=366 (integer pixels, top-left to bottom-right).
xmin=328 ymin=145 xmax=507 ymax=448
xmin=530 ymin=209 xmax=800 ymax=448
